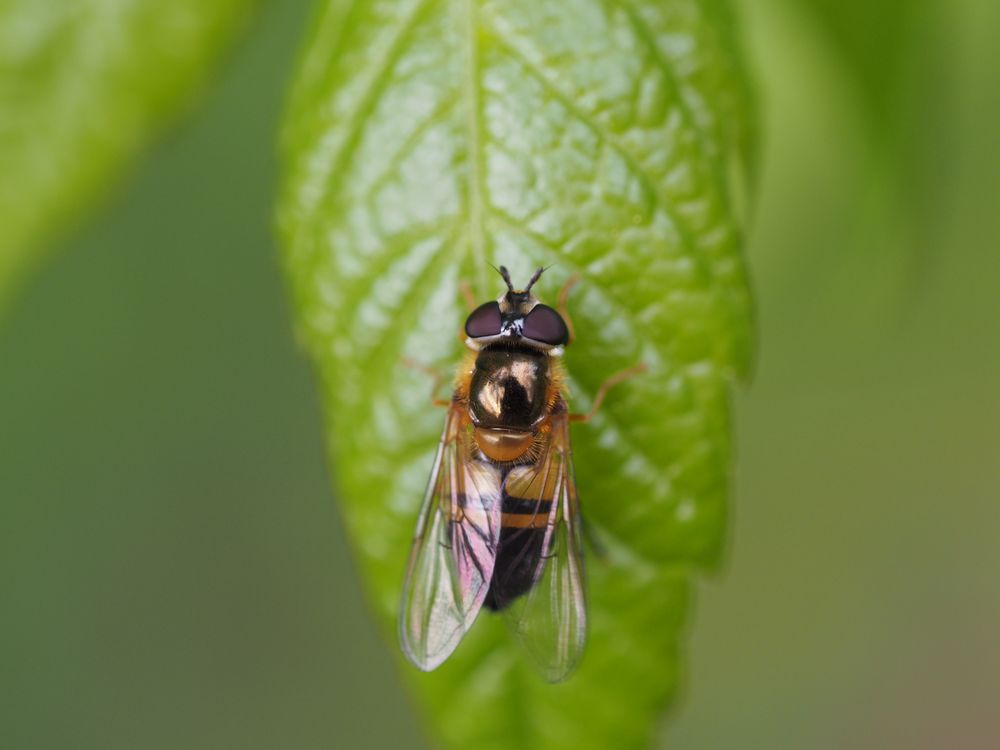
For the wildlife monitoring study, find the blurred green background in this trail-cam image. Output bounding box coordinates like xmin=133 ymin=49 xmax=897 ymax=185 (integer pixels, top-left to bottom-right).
xmin=2 ymin=0 xmax=998 ymax=748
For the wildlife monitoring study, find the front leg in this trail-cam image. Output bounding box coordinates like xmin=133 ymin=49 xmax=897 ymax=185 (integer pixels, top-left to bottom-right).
xmin=557 ymin=272 xmax=581 ymax=346
xmin=401 ymin=356 xmax=452 ymax=408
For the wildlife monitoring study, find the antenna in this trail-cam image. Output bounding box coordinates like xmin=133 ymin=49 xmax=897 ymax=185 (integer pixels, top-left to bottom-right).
xmin=494 ymin=265 xmax=514 ymax=292
xmin=524 ymin=266 xmax=546 ymax=292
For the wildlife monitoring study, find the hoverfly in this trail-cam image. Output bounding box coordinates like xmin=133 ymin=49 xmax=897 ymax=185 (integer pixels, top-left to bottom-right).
xmin=399 ymin=265 xmax=643 ymax=682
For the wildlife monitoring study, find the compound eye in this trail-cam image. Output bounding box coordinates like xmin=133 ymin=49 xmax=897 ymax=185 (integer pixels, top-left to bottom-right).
xmin=523 ymin=304 xmax=569 ymax=345
xmin=465 ymin=301 xmax=502 ymax=338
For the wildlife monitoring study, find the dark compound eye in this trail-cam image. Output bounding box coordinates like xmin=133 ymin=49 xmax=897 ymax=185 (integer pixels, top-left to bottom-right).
xmin=464 ymin=301 xmax=502 ymax=338
xmin=523 ymin=304 xmax=569 ymax=345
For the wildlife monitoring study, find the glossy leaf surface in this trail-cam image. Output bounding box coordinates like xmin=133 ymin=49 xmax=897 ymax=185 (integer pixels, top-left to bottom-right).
xmin=279 ymin=1 xmax=754 ymax=747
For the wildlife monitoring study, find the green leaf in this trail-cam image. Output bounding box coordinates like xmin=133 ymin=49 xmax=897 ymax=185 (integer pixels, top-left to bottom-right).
xmin=0 ymin=0 xmax=255 ymax=316
xmin=278 ymin=1 xmax=753 ymax=748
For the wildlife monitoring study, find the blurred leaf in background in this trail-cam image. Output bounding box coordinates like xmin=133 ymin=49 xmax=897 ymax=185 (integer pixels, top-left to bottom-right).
xmin=2 ymin=3 xmax=426 ymax=748
xmin=0 ymin=0 xmax=255 ymax=318
xmin=803 ymin=0 xmax=933 ymax=138
xmin=278 ymin=1 xmax=753 ymax=748
xmin=747 ymin=0 xmax=952 ymax=339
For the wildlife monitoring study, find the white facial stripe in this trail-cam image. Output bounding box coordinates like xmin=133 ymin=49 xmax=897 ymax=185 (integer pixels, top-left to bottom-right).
xmin=464 ymin=334 xmax=561 ymax=355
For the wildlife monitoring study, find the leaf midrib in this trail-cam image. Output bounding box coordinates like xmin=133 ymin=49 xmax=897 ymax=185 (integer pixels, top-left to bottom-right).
xmin=462 ymin=0 xmax=489 ymax=295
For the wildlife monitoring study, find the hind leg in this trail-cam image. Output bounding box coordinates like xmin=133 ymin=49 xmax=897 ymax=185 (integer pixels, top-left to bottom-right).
xmin=569 ymin=362 xmax=648 ymax=423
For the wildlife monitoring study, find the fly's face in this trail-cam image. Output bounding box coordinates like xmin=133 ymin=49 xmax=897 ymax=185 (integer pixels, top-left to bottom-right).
xmin=463 ymin=265 xmax=570 ymax=354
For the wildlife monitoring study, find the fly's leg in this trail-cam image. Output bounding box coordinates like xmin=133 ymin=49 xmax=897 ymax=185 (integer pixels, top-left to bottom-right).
xmin=572 ymin=360 xmax=647 ymax=562
xmin=569 ymin=362 xmax=648 ymax=423
xmin=459 ymin=279 xmax=477 ymax=312
xmin=401 ymin=356 xmax=451 ymax=408
xmin=557 ymin=272 xmax=581 ymax=345
xmin=456 ymin=279 xmax=479 ymax=345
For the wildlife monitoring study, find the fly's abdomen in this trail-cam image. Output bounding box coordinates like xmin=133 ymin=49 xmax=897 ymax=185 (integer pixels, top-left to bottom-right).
xmin=483 ymin=482 xmax=553 ymax=611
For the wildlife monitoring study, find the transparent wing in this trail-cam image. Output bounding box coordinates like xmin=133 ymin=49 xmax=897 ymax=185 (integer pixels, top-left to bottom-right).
xmin=496 ymin=412 xmax=587 ymax=682
xmin=398 ymin=403 xmax=502 ymax=671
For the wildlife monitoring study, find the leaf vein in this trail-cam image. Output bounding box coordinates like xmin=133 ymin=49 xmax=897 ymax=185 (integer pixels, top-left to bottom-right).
xmin=488 ymin=32 xmax=706 ymax=273
xmin=362 ymin=95 xmax=461 ymax=203
xmin=358 ymin=221 xmax=464 ymax=394
xmin=606 ymin=0 xmax=729 ymax=208
xmin=315 ymin=0 xmax=440 ymax=211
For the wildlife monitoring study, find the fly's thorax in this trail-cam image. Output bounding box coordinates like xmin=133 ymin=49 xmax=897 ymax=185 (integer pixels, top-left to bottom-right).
xmin=469 ymin=344 xmax=550 ymax=431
